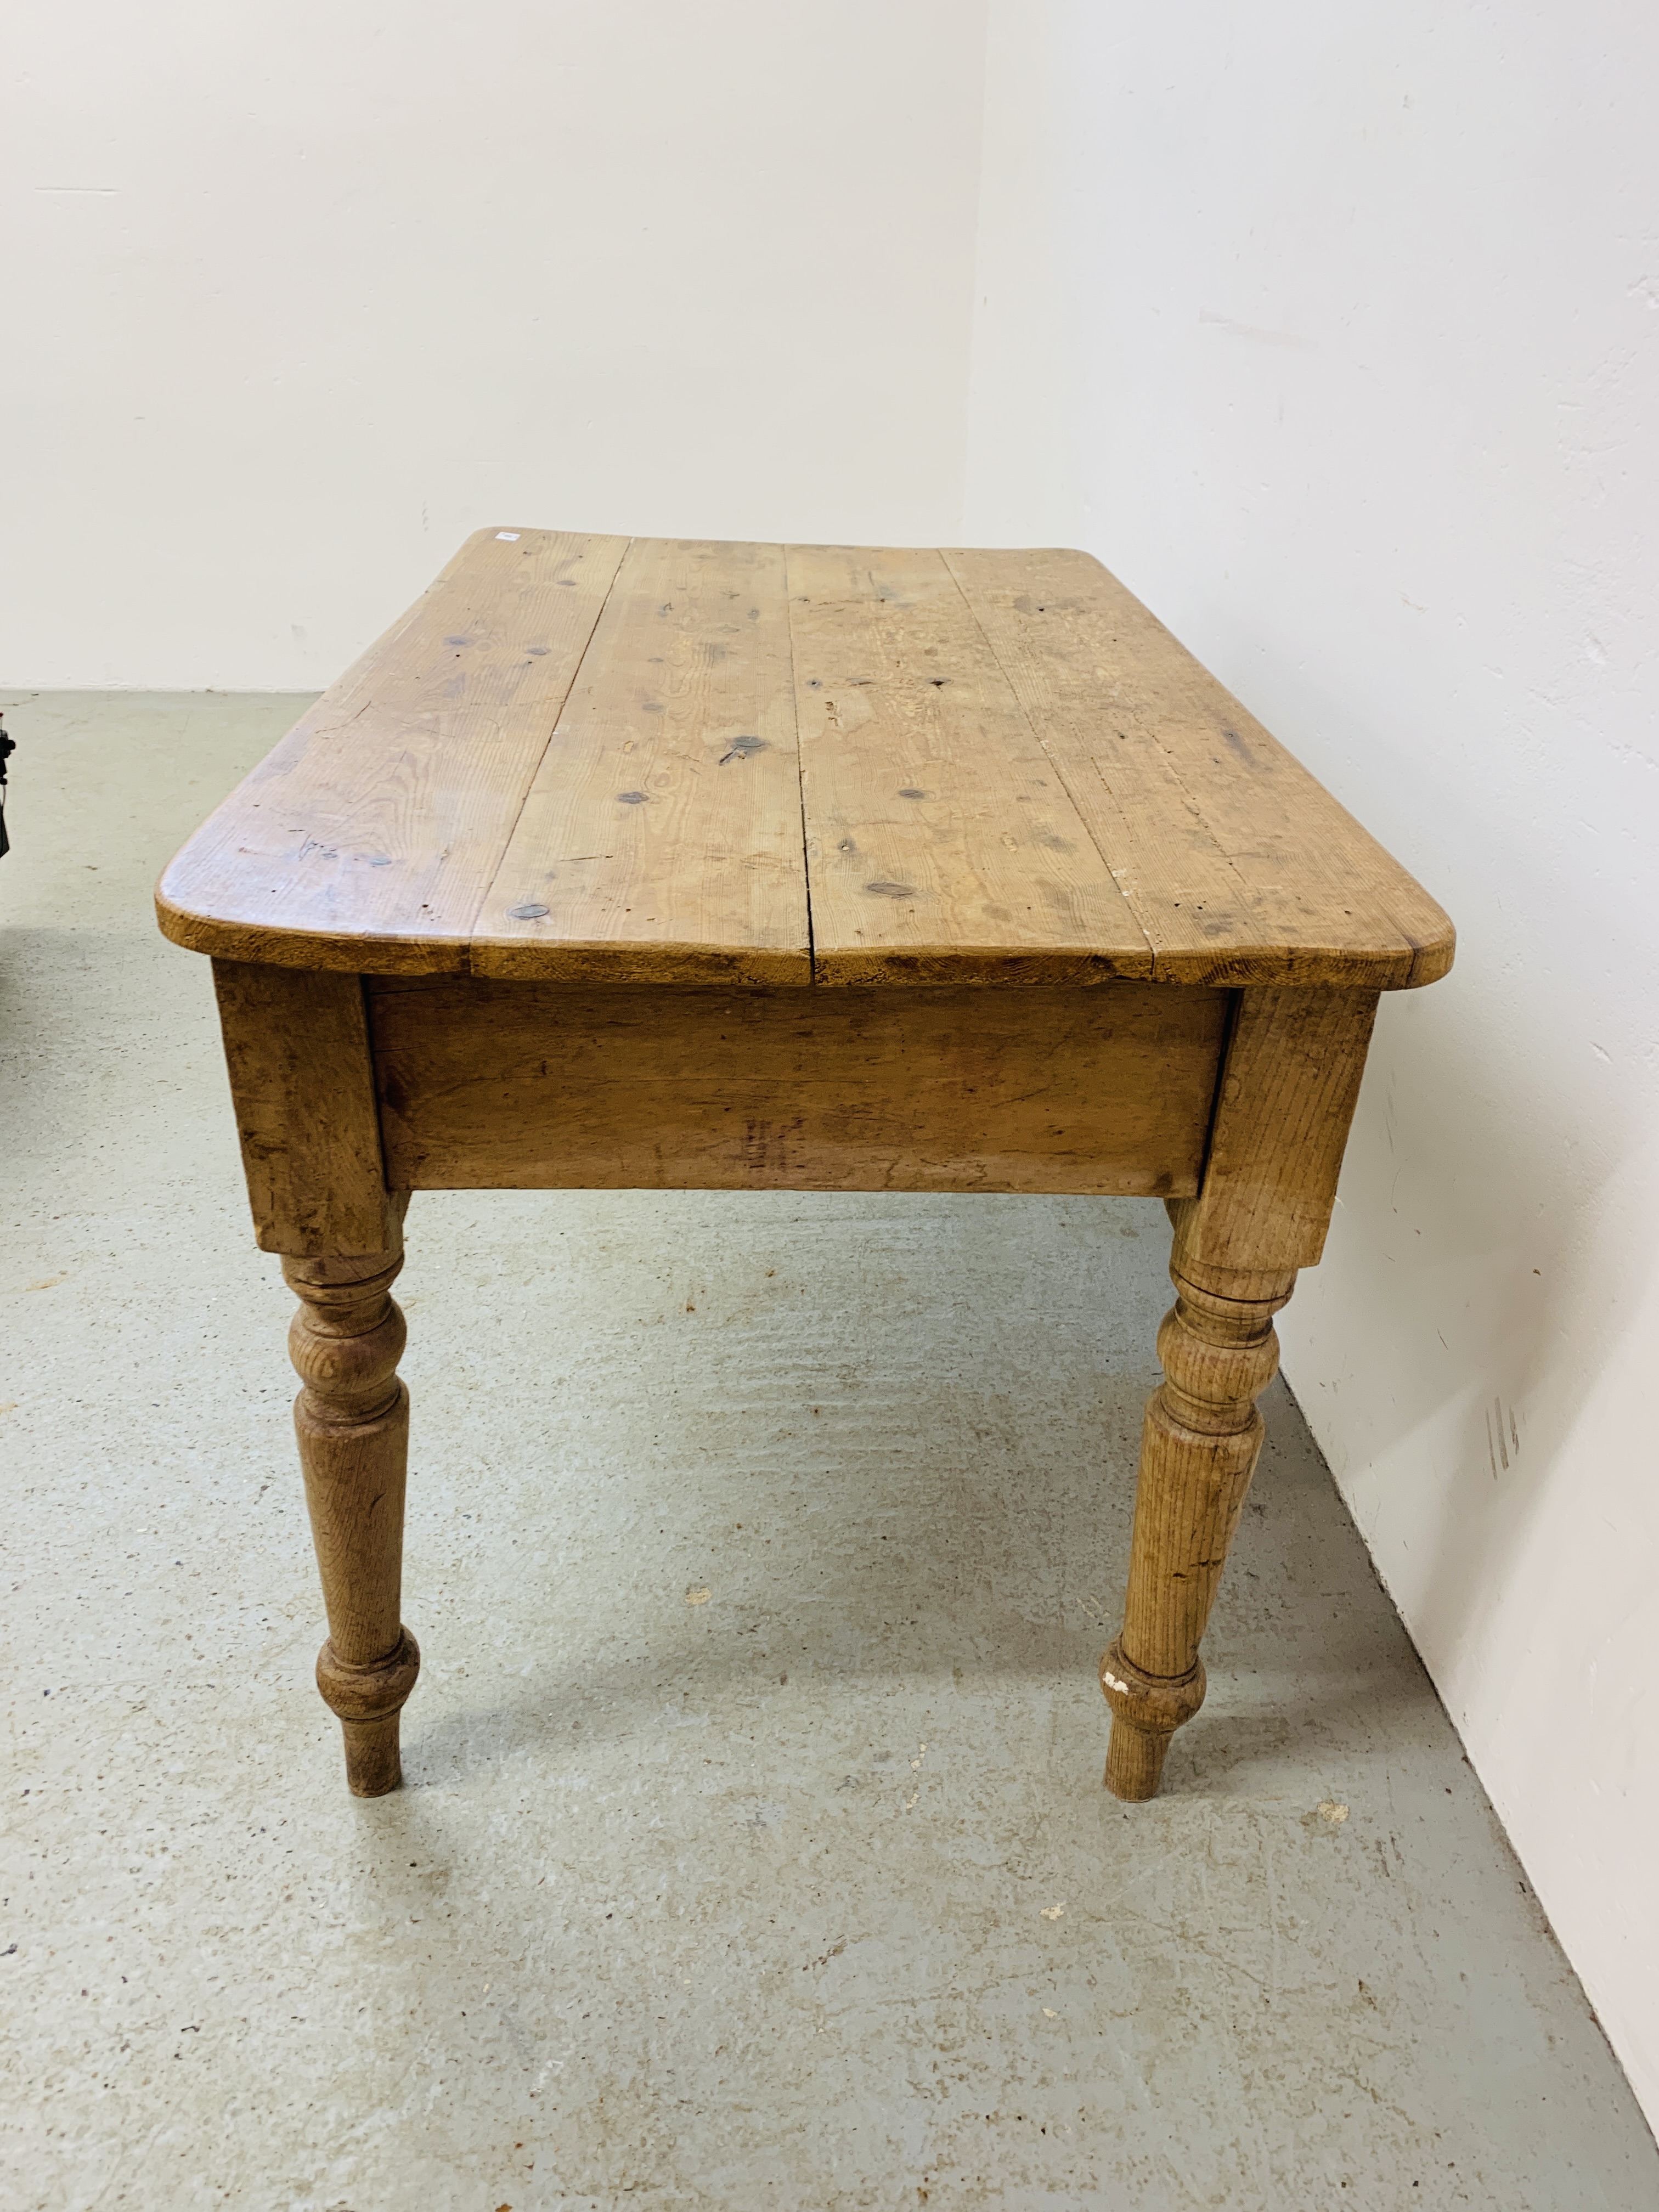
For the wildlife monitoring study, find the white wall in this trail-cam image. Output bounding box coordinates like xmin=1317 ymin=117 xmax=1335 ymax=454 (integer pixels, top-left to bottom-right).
xmin=4 ymin=1 xmax=988 ymax=689
xmin=966 ymin=0 xmax=1659 ymax=2124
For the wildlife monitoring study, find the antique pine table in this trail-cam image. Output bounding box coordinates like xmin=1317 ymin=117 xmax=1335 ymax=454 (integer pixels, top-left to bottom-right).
xmin=156 ymin=530 xmax=1453 ymax=1803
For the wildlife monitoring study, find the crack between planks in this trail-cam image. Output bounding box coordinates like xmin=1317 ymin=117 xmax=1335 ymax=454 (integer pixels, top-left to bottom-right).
xmin=938 ymin=548 xmax=1156 ymax=979
xmin=782 ymin=545 xmax=817 ymax=983
xmin=463 ymin=534 xmax=634 ymax=973
xmin=1090 ymin=698 xmax=1263 ymax=980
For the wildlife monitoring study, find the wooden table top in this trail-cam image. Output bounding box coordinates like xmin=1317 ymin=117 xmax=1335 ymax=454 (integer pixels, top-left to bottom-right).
xmin=157 ymin=529 xmax=1452 ymax=991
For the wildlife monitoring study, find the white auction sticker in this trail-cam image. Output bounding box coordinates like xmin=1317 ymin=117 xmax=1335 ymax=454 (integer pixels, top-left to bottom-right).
xmin=495 ymin=531 xmax=520 ymax=541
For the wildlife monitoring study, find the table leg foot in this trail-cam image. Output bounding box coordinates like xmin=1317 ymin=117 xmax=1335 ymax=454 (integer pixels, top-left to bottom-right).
xmin=1103 ymin=1724 xmax=1166 ymax=1803
xmin=285 ymin=1233 xmax=420 ymax=1795
xmin=1103 ymin=1250 xmax=1294 ymax=1802
xmin=318 ymin=1628 xmax=421 ymax=1796
xmin=1101 ymin=1640 xmax=1206 ymax=1801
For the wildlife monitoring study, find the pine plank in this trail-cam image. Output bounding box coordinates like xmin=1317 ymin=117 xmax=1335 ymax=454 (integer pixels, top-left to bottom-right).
xmin=473 ymin=538 xmax=810 ymax=984
xmin=786 ymin=545 xmax=1152 ymax=984
xmin=157 ymin=527 xmax=630 ymax=973
xmin=945 ymin=547 xmax=1454 ymax=989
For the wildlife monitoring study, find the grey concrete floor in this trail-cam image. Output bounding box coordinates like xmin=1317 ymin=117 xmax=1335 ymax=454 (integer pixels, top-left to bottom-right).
xmin=2 ymin=689 xmax=1656 ymax=2212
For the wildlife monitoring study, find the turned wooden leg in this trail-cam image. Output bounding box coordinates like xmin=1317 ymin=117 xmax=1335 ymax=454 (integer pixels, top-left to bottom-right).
xmin=284 ymin=1221 xmax=420 ymax=1797
xmin=1092 ymin=988 xmax=1381 ymax=1799
xmin=1101 ymin=1245 xmax=1295 ymax=1800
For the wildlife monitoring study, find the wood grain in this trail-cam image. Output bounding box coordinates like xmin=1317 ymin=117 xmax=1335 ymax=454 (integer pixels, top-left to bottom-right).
xmin=367 ymin=977 xmax=1229 ymax=1196
xmin=159 ymin=527 xmax=629 ymax=973
xmin=212 ymin=960 xmax=394 ymax=1256
xmin=475 ymin=539 xmax=810 ymax=984
xmin=946 ymin=546 xmax=1454 ymax=990
xmin=787 ymin=545 xmax=1152 ymax=984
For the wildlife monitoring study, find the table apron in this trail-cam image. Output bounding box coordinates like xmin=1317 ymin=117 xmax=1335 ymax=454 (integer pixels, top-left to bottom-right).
xmin=365 ymin=978 xmax=1232 ymax=1198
